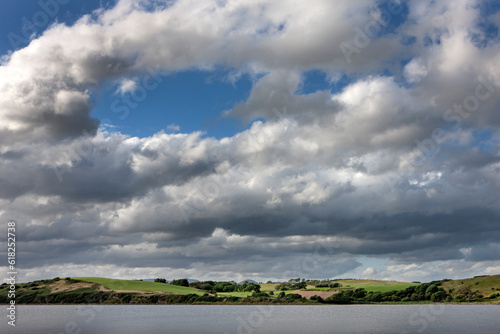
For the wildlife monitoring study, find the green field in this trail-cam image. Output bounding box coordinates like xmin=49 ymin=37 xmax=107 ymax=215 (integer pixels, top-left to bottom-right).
xmin=260 ymin=284 xmax=277 ymax=291
xmin=333 ymin=280 xmax=420 ymax=293
xmin=261 ymin=280 xmax=419 ymax=293
xmin=73 ymin=277 xmax=204 ymax=295
xmin=217 ymin=292 xmax=253 ymax=298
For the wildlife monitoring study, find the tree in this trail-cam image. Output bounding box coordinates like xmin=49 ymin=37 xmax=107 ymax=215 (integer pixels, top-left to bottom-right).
xmin=353 ymin=288 xmax=367 ymax=299
xmin=171 ymin=279 xmax=189 ymax=287
xmin=431 ymin=290 xmax=447 ymax=302
xmin=196 ymin=282 xmax=216 ymax=291
xmin=154 ymin=278 xmax=167 ymax=283
xmin=212 ymin=282 xmax=237 ymax=292
xmin=454 ymin=285 xmax=478 ymax=302
xmin=252 ymin=291 xmax=269 ymax=297
xmin=365 ymin=292 xmax=383 ymax=303
xmin=285 ymin=293 xmax=303 ymax=301
xmin=325 ymin=291 xmax=351 ymax=304
xmin=310 ymin=295 xmax=324 ymax=303
xmin=294 ymin=282 xmax=307 ymax=289
xmin=276 ymin=283 xmax=290 ymax=291
xmin=425 ymin=284 xmax=439 ymax=299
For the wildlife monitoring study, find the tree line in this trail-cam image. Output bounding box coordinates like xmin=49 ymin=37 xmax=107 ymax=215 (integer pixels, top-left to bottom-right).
xmin=310 ymin=282 xmax=488 ymax=304
xmin=154 ymin=278 xmax=262 ymax=293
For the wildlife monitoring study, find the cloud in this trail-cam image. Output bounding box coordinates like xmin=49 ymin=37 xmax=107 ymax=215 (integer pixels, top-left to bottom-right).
xmin=1 ymin=0 xmax=500 ymax=282
xmin=404 ymin=57 xmax=429 ymax=83
xmin=361 ymin=267 xmax=377 ymax=278
xmin=167 ymin=123 xmax=181 ymax=132
xmin=116 ymin=79 xmax=138 ymax=95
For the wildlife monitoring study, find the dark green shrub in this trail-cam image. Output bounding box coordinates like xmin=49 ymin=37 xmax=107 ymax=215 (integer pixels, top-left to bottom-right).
xmin=171 ymin=279 xmax=189 ymax=287
xmin=285 ymin=293 xmax=303 ymax=301
xmin=325 ymin=291 xmax=351 ymax=304
xmin=252 ymin=292 xmax=269 ymax=297
xmin=154 ymin=278 xmax=167 ymax=283
xmin=310 ymin=295 xmax=324 ymax=303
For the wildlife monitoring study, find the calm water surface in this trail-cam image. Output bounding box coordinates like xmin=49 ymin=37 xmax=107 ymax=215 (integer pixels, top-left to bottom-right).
xmin=2 ymin=305 xmax=499 ymax=334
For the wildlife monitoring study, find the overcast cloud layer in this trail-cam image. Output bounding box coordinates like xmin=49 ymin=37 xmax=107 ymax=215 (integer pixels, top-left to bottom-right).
xmin=1 ymin=0 xmax=500 ymax=283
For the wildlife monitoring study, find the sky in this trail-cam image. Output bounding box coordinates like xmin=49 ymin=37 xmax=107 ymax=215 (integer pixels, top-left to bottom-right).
xmin=0 ymin=0 xmax=500 ymax=284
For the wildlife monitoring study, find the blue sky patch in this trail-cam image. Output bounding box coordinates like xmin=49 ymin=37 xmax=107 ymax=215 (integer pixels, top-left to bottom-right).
xmin=0 ymin=0 xmax=117 ymax=54
xmin=299 ymin=70 xmax=351 ymax=95
xmin=373 ymin=0 xmax=410 ymax=36
xmin=93 ymin=69 xmax=253 ymax=139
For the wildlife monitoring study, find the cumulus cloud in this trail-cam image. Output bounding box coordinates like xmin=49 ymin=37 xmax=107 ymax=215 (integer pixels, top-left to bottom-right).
xmin=167 ymin=123 xmax=181 ymax=132
xmin=1 ymin=0 xmax=500 ymax=282
xmin=404 ymin=57 xmax=429 ymax=83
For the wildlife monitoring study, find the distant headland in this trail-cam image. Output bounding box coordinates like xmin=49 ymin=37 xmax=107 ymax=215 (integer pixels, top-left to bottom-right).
xmin=2 ymin=275 xmax=499 ymax=305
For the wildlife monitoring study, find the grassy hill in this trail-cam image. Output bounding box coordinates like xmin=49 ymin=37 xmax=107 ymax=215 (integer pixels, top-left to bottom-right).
xmin=326 ymin=279 xmax=420 ymax=293
xmin=73 ymin=277 xmax=204 ymax=295
xmin=441 ymin=275 xmax=500 ymax=298
xmin=260 ymin=280 xmax=419 ymax=294
xmin=0 ymin=278 xmax=235 ymax=304
xmin=2 ymin=275 xmax=499 ymax=304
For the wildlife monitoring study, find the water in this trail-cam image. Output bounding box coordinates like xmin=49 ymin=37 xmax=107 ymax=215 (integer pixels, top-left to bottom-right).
xmin=2 ymin=304 xmax=499 ymax=334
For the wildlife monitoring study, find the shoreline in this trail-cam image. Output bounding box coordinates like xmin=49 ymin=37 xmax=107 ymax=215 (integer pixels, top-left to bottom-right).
xmin=3 ymin=302 xmax=499 ymax=306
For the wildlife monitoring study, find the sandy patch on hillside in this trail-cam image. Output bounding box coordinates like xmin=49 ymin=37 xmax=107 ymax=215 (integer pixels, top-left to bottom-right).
xmin=292 ymin=290 xmax=339 ymax=299
xmin=48 ymin=280 xmax=95 ymax=293
xmin=94 ymin=285 xmax=173 ymax=294
xmin=108 ymin=289 xmax=170 ymax=294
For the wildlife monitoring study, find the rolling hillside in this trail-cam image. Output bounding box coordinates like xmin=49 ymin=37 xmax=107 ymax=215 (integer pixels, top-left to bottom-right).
xmin=72 ymin=277 xmax=204 ymax=295
xmin=1 ymin=275 xmax=499 ymax=304
xmin=328 ymin=279 xmax=420 ymax=293
xmin=260 ymin=280 xmax=419 ymax=293
xmin=441 ymin=275 xmax=500 ymax=297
